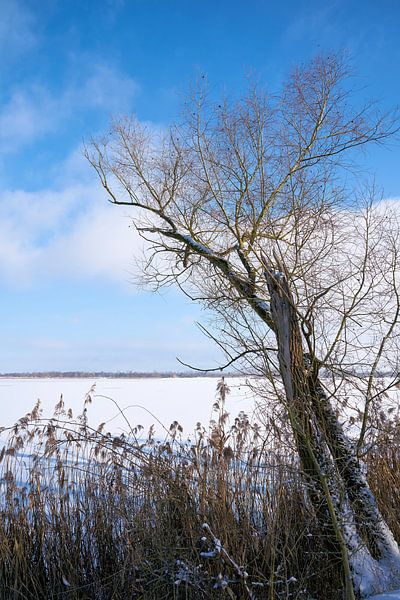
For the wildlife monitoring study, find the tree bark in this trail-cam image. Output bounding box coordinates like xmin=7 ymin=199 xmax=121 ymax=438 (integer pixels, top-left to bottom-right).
xmin=265 ymin=266 xmax=400 ymax=596
xmin=265 ymin=268 xmax=355 ymax=597
xmin=310 ymin=375 xmax=400 ymax=564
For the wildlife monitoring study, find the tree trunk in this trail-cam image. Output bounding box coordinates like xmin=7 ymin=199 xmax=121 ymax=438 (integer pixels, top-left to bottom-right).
xmin=310 ymin=375 xmax=400 ymax=563
xmin=265 ymin=269 xmax=355 ymax=598
xmin=264 ymin=266 xmax=400 ymax=597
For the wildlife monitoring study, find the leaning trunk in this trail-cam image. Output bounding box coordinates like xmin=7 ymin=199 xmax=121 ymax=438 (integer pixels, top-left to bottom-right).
xmin=310 ymin=377 xmax=400 ymax=563
xmin=264 ymin=265 xmax=400 ymax=597
xmin=265 ymin=267 xmax=356 ymax=598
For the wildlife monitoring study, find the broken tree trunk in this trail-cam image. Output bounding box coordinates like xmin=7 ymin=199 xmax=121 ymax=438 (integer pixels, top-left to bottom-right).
xmin=265 ymin=266 xmax=355 ymax=598
xmin=264 ymin=262 xmax=400 ymax=597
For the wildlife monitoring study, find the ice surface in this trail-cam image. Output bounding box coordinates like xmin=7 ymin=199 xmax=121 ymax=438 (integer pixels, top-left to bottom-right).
xmin=0 ymin=377 xmax=256 ymax=437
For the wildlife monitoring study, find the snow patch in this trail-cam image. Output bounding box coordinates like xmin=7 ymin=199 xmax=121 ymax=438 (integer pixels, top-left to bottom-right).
xmin=369 ymin=591 xmax=400 ymax=599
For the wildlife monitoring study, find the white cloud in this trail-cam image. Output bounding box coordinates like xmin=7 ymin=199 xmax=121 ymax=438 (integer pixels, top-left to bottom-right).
xmin=0 ymin=65 xmax=140 ymax=153
xmin=2 ymin=143 xmax=398 ymax=293
xmin=76 ymin=64 xmax=140 ymax=112
xmin=0 ymin=86 xmax=57 ymax=152
xmin=0 ymin=174 xmax=144 ymax=288
xmin=43 ymin=197 xmax=140 ymax=282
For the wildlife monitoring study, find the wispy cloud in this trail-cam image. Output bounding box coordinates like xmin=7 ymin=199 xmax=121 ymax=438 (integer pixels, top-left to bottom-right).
xmin=0 ymin=149 xmax=144 ymax=288
xmin=76 ymin=64 xmax=140 ymax=112
xmin=283 ymin=3 xmax=339 ymax=45
xmin=0 ymin=65 xmax=139 ymax=153
xmin=282 ymin=0 xmax=384 ymax=63
xmin=43 ymin=194 xmax=141 ymax=283
xmin=0 ymin=85 xmax=58 ymax=152
xmin=0 ymin=0 xmax=37 ymax=59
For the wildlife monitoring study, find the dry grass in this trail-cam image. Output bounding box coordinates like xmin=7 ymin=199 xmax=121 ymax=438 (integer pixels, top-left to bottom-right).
xmin=0 ymin=379 xmax=397 ymax=599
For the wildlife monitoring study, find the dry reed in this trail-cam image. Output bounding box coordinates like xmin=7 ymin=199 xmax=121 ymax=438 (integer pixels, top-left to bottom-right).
xmin=0 ymin=379 xmax=397 ymax=599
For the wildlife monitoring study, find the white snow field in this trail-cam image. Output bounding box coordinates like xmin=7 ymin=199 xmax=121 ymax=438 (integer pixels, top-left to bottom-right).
xmin=0 ymin=376 xmax=256 ymax=437
xmin=370 ymin=592 xmax=400 ymax=599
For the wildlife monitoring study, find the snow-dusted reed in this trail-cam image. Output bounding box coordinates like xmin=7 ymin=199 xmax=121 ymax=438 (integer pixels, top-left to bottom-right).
xmin=0 ymin=376 xmax=400 ymax=598
xmin=0 ymin=379 xmax=317 ymax=599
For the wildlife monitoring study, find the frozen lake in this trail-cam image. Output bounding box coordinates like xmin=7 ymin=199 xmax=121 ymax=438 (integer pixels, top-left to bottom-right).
xmin=0 ymin=377 xmax=257 ymax=437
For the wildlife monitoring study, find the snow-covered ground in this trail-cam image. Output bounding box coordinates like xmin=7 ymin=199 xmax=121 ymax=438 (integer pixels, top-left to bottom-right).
xmin=0 ymin=376 xmax=257 ymax=437
xmin=1 ymin=375 xmax=399 ymax=440
xmin=370 ymin=591 xmax=400 ymax=599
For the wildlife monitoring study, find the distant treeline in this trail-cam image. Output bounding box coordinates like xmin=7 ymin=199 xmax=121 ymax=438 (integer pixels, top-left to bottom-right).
xmin=0 ymin=371 xmax=242 ymax=379
xmin=0 ymin=370 xmax=396 ymax=379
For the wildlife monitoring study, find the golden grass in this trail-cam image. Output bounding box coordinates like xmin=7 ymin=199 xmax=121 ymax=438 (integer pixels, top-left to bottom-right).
xmin=0 ymin=379 xmax=397 ymax=599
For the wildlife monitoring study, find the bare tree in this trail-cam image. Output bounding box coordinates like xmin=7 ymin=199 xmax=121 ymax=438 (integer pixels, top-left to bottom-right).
xmin=86 ymin=55 xmax=400 ymax=597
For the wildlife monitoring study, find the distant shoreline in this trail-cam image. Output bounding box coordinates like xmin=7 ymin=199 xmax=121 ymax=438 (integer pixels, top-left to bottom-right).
xmin=0 ymin=371 xmax=242 ymax=379
xmin=0 ymin=371 xmax=395 ymax=380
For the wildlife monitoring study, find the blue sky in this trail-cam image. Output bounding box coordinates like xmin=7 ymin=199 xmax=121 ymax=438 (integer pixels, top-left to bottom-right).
xmin=1 ymin=0 xmax=399 ymax=372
